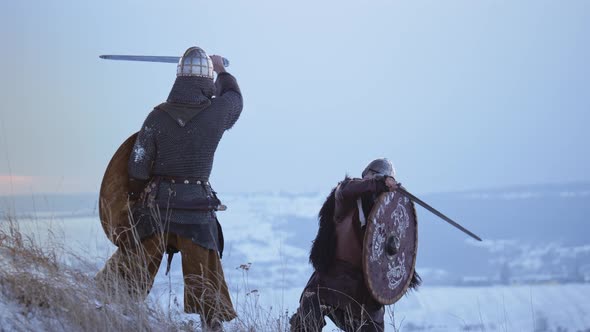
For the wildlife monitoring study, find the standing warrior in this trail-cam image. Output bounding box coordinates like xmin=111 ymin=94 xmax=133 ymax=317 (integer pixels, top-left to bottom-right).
xmin=97 ymin=46 xmax=242 ymax=331
xmin=290 ymin=158 xmax=421 ymax=332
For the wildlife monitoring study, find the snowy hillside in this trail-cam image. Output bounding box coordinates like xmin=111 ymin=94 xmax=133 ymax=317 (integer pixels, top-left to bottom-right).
xmin=1 ymin=182 xmax=589 ymax=330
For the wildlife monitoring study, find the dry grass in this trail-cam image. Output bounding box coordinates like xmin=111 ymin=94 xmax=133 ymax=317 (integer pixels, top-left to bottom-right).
xmin=226 ymin=262 xmax=291 ymax=332
xmin=0 ymin=211 xmax=296 ymax=332
xmin=0 ymin=213 xmax=185 ymax=332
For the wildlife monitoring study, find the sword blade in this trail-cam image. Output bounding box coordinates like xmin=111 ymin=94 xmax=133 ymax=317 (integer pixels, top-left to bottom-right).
xmin=99 ymin=55 xmax=230 ymax=67
xmin=397 ymin=187 xmax=482 ymax=241
xmin=99 ymin=55 xmax=181 ymax=63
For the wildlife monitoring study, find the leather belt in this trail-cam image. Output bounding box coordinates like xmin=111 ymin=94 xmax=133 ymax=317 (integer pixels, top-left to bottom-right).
xmin=153 ymin=175 xmax=210 ymax=186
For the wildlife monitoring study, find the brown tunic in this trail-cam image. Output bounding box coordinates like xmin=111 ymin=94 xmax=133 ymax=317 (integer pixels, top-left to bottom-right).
xmin=333 ymin=178 xmax=385 ymax=267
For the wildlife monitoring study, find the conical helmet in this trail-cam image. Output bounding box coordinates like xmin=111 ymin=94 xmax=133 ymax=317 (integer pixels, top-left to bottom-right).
xmin=176 ymin=46 xmax=214 ymax=79
xmin=362 ymin=158 xmax=395 ymax=178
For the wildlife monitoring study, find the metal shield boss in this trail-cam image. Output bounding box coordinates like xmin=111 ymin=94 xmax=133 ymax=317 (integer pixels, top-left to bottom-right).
xmin=363 ymin=191 xmax=418 ymax=305
xmin=99 ymin=133 xmax=138 ymax=247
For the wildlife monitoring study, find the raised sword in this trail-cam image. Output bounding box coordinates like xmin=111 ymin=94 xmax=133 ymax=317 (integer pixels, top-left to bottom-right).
xmin=99 ymin=54 xmax=230 ymax=67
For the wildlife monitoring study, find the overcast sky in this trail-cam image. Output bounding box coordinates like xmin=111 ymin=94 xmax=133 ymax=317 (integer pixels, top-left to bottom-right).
xmin=1 ymin=0 xmax=589 ymax=195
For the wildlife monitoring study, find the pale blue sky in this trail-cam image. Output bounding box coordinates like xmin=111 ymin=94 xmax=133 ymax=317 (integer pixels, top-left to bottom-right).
xmin=1 ymin=0 xmax=589 ymax=195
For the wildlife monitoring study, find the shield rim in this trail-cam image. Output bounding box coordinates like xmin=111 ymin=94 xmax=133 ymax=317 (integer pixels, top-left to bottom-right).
xmin=362 ymin=191 xmax=418 ymax=305
xmin=98 ymin=132 xmax=138 ymax=246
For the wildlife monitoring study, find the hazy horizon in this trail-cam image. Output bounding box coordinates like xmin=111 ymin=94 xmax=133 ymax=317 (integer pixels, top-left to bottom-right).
xmin=1 ymin=178 xmax=590 ymax=199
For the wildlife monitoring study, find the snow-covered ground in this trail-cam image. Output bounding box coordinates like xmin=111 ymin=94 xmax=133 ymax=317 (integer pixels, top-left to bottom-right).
xmin=394 ymin=284 xmax=590 ymax=331
xmin=5 ymin=211 xmax=589 ymax=331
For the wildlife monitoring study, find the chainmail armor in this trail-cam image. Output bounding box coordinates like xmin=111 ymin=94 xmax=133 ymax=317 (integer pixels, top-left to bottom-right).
xmin=128 ymin=73 xmax=242 ymax=251
xmin=167 ymin=76 xmax=216 ymax=103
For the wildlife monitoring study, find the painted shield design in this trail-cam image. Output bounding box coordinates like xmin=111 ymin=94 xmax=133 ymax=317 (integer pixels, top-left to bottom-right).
xmin=98 ymin=133 xmax=138 ymax=247
xmin=362 ymin=191 xmax=418 ymax=305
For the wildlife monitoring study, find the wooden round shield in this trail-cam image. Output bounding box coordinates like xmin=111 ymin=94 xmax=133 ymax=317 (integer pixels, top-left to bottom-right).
xmin=362 ymin=191 xmax=418 ymax=305
xmin=99 ymin=133 xmax=138 ymax=247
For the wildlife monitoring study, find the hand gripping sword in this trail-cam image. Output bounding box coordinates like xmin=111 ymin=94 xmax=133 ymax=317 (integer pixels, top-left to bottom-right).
xmin=396 ymin=184 xmax=482 ymax=241
xmin=99 ymin=54 xmax=230 ymax=67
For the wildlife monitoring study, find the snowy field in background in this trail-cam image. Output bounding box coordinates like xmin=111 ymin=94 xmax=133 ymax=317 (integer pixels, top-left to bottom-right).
xmin=393 ymin=284 xmax=590 ymax=331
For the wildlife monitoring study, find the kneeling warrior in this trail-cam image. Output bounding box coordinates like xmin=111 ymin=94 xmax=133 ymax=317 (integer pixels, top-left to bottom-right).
xmin=97 ymin=47 xmax=242 ymax=331
xmin=290 ymin=158 xmax=421 ymax=332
